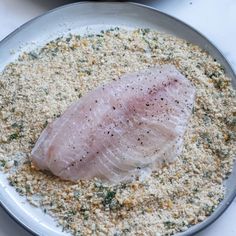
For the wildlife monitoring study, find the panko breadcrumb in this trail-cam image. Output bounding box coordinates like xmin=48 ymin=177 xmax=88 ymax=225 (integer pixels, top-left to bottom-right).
xmin=0 ymin=28 xmax=235 ymax=236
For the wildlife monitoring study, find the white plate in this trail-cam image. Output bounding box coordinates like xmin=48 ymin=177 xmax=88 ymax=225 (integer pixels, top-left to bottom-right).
xmin=0 ymin=2 xmax=235 ymax=236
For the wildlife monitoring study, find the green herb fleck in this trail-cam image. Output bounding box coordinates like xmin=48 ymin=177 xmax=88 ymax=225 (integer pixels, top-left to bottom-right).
xmin=43 ymin=120 xmax=48 ymax=128
xmin=68 ymin=209 xmax=76 ymax=216
xmin=141 ymin=28 xmax=150 ymax=35
xmin=66 ymin=37 xmax=71 ymax=43
xmin=83 ymin=213 xmax=89 ymax=221
xmin=214 ymin=80 xmax=224 ymax=89
xmin=25 ymin=184 xmax=31 ymax=193
xmin=200 ymin=132 xmax=212 ymax=144
xmin=164 ymin=221 xmax=176 ymax=229
xmin=11 ymin=122 xmax=23 ymax=131
xmin=14 ymin=160 xmax=18 ymax=166
xmin=0 ymin=160 xmax=6 ymax=167
xmin=102 ymin=190 xmax=116 ymax=206
xmin=203 ymin=171 xmax=212 ymax=178
xmin=9 ymin=132 xmax=19 ymax=141
xmin=84 ymin=69 xmax=92 ymax=75
xmin=16 ymin=187 xmax=23 ymax=195
xmin=96 ymin=34 xmax=104 ymax=38
xmin=28 ymin=51 xmax=38 ymax=59
xmin=74 ymin=191 xmax=80 ymax=200
xmin=87 ymin=34 xmax=94 ymax=38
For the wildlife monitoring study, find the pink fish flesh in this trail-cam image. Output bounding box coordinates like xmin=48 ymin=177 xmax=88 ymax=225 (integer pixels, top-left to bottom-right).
xmin=31 ymin=65 xmax=195 ymax=183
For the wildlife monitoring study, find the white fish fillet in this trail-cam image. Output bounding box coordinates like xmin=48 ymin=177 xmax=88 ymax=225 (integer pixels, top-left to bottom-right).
xmin=31 ymin=65 xmax=195 ymax=183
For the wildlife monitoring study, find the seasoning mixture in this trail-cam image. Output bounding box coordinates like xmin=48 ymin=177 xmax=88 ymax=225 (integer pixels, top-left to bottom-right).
xmin=0 ymin=28 xmax=235 ymax=236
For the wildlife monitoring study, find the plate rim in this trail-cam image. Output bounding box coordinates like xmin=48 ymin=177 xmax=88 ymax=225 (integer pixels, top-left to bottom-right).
xmin=0 ymin=1 xmax=235 ymax=236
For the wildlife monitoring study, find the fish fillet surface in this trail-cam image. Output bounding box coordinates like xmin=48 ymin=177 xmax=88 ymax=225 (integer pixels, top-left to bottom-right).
xmin=31 ymin=65 xmax=195 ymax=183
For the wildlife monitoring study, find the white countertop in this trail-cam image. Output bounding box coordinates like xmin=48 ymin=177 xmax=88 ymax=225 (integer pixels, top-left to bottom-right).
xmin=0 ymin=0 xmax=235 ymax=235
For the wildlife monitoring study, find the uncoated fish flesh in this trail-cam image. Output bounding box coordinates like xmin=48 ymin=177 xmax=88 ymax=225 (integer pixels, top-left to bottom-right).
xmin=31 ymin=65 xmax=195 ymax=183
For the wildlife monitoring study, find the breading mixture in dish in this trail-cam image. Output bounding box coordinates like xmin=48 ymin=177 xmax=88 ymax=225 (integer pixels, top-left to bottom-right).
xmin=0 ymin=28 xmax=235 ymax=236
xmin=32 ymin=65 xmax=195 ymax=184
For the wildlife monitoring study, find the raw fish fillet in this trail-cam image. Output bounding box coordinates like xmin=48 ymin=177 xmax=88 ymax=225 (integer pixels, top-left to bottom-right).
xmin=31 ymin=65 xmax=195 ymax=183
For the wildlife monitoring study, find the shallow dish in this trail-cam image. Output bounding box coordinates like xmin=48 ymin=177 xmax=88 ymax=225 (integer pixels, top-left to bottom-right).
xmin=0 ymin=2 xmax=235 ymax=236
